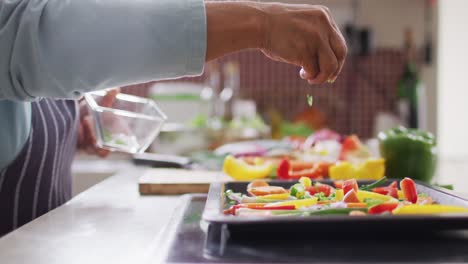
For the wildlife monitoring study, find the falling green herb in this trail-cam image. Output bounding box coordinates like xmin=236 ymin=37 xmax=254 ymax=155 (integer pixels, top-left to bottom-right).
xmin=307 ymin=94 xmax=313 ymax=107
xmin=103 ymin=130 xmax=112 ymax=143
xmin=115 ymin=138 xmax=127 ymax=145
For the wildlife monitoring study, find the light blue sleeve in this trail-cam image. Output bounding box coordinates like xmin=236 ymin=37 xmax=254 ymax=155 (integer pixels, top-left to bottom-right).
xmin=0 ymin=102 xmax=31 ymax=170
xmin=0 ymin=0 xmax=206 ymax=169
xmin=0 ymin=0 xmax=207 ymax=100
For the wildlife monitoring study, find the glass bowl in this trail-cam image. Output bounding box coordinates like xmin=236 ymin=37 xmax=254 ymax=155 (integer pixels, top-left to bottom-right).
xmin=84 ymin=90 xmax=167 ymax=154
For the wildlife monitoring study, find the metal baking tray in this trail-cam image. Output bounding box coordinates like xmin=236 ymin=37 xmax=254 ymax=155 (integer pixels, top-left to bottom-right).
xmin=202 ymin=180 xmax=468 ymax=236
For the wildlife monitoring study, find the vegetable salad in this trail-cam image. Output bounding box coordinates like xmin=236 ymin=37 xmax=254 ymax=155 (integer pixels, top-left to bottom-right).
xmin=224 ymin=177 xmax=468 ymax=216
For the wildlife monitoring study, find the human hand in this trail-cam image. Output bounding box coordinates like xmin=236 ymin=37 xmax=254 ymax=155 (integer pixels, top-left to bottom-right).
xmin=77 ymin=88 xmax=120 ymax=158
xmin=260 ymin=4 xmax=347 ymax=84
xmin=205 ymin=2 xmax=347 ymax=84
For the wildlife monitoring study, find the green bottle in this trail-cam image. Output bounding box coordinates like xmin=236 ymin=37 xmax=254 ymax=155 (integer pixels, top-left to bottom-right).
xmin=397 ymin=63 xmax=420 ymax=128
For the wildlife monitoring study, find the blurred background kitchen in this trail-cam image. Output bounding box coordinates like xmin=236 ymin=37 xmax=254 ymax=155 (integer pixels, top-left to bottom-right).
xmin=72 ymin=0 xmax=467 ymax=195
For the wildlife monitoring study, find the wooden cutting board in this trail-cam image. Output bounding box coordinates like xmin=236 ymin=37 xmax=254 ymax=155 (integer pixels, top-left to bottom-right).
xmin=138 ymin=168 xmax=232 ymax=195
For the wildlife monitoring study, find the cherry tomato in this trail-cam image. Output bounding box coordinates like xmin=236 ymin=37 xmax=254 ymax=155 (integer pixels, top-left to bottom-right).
xmin=307 ymin=183 xmax=333 ymax=197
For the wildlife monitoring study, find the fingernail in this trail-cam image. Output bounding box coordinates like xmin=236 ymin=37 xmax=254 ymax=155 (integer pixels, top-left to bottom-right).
xmin=299 ymin=68 xmax=307 ymax=79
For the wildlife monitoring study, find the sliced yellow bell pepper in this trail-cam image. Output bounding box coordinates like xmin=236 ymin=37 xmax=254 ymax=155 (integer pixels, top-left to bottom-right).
xmin=256 ymin=193 xmax=290 ymax=200
xmin=335 ymin=189 xmax=344 ymax=201
xmin=397 ymin=190 xmax=404 ymax=200
xmin=223 ymin=155 xmax=273 ymax=181
xmin=329 ymin=159 xmax=385 ymax=180
xmin=393 ymin=204 xmax=468 ymax=215
xmin=329 ymin=162 xmax=354 ymax=180
xmin=299 ymin=177 xmax=312 ymax=188
xmin=265 ymin=198 xmax=318 ymax=209
xmin=356 ymin=190 xmax=397 ymax=202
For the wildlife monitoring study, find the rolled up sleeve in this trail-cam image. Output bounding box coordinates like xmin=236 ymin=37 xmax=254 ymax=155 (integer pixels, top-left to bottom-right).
xmin=0 ymin=0 xmax=207 ymax=100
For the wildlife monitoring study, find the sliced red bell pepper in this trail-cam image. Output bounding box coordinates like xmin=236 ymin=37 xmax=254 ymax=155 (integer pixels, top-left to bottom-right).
xmin=386 ymin=187 xmax=398 ymax=199
xmin=372 ymin=187 xmax=389 ymax=195
xmin=277 ymin=159 xmax=329 ymax=179
xmin=277 ymin=159 xmax=291 ymax=179
xmin=371 ymin=187 xmax=398 ymax=199
xmin=389 ymin=181 xmax=398 ymax=189
xmin=343 ymin=179 xmax=359 ymax=195
xmin=343 ymin=189 xmax=360 ymax=203
xmin=368 ymin=202 xmax=399 ymax=214
xmin=400 ymin=177 xmax=418 ymax=204
xmin=288 ymin=166 xmax=323 ymax=179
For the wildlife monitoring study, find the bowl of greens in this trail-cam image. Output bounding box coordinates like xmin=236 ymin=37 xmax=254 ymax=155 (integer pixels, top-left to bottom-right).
xmin=84 ymin=90 xmax=167 ymax=154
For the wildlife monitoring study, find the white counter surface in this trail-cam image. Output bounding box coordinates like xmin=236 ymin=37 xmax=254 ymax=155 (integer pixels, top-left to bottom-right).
xmin=0 ymin=166 xmax=180 ymax=264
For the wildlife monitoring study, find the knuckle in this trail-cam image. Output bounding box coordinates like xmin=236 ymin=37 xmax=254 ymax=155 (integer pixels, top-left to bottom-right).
xmin=318 ymin=5 xmax=331 ymax=14
xmin=315 ymin=8 xmax=329 ymax=23
xmin=337 ymin=44 xmax=348 ymax=60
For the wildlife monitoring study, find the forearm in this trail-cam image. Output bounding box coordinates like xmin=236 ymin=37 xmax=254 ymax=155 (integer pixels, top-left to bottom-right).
xmin=205 ymin=1 xmax=265 ymax=61
xmin=0 ymin=0 xmax=207 ymax=100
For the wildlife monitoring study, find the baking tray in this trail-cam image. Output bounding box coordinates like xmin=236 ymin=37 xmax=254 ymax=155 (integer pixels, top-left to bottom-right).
xmin=159 ymin=195 xmax=468 ymax=263
xmin=202 ymin=180 xmax=468 ymax=236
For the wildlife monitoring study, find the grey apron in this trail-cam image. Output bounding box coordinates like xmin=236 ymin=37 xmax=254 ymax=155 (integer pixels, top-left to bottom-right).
xmin=0 ymin=98 xmax=78 ymax=236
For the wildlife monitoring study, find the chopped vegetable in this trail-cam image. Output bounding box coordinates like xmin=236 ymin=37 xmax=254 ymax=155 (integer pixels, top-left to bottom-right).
xmin=265 ymin=198 xmax=318 ymax=209
xmin=224 ymin=177 xmax=468 ymax=217
xmin=356 ymin=190 xmax=396 ymax=202
xmin=334 ymin=189 xmax=344 ymax=201
xmin=329 ymin=159 xmax=385 ymax=180
xmin=299 ymin=177 xmax=312 ymax=188
xmin=277 ymin=159 xmax=329 ymax=180
xmin=343 ymin=189 xmax=360 ymax=203
xmin=400 ymin=177 xmax=418 ymax=204
xmin=346 ymin=203 xmax=368 ymax=208
xmin=368 ymin=202 xmax=399 ymax=215
xmin=249 ymin=186 xmax=288 ymax=196
xmin=360 ymin=177 xmax=388 ymax=191
xmin=255 ymin=193 xmax=290 ymax=200
xmin=393 ymin=205 xmax=468 ymax=215
xmin=306 ymin=207 xmax=367 ymax=216
xmin=223 ymin=155 xmax=273 ymax=181
xmin=307 ymin=183 xmax=333 ymax=197
xmin=334 ymin=180 xmax=343 ymax=189
xmin=343 ymin=179 xmax=358 ymax=195
xmin=290 ymin=183 xmax=306 ymax=199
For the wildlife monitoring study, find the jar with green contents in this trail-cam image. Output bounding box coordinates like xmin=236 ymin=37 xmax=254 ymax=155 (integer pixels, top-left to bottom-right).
xmin=378 ymin=127 xmax=437 ymax=183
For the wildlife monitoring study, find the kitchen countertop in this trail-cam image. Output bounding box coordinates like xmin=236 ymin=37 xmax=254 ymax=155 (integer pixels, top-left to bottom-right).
xmin=0 ymin=166 xmax=180 ymax=264
xmin=1 ymin=158 xmax=468 ymax=264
